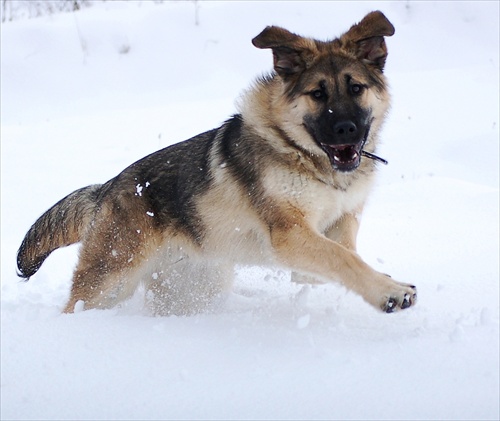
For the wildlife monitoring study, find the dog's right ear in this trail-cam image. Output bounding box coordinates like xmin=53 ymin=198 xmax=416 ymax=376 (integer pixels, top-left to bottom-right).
xmin=252 ymin=26 xmax=316 ymax=78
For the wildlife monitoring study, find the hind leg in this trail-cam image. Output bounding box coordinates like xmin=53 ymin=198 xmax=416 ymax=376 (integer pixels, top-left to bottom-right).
xmin=63 ymin=205 xmax=159 ymax=313
xmin=63 ymin=240 xmax=149 ymax=313
xmin=64 ymin=262 xmax=137 ymax=313
xmin=145 ymin=258 xmax=234 ymax=316
xmin=63 ymin=249 xmax=147 ymax=313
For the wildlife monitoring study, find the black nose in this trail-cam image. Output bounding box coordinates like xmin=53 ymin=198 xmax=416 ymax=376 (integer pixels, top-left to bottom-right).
xmin=334 ymin=121 xmax=358 ymax=142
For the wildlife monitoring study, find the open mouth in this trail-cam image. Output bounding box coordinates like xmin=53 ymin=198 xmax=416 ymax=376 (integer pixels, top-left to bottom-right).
xmin=320 ymin=141 xmax=364 ymax=172
xmin=317 ymin=122 xmax=388 ymax=171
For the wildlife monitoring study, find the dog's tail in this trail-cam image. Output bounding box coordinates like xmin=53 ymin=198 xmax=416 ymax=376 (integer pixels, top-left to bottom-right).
xmin=16 ymin=184 xmax=102 ymax=280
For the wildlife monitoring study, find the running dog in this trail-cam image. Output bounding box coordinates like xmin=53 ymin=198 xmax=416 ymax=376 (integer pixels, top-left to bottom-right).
xmin=17 ymin=11 xmax=417 ymax=315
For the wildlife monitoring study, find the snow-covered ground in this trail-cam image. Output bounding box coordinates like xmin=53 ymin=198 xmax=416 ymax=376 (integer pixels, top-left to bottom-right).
xmin=1 ymin=1 xmax=499 ymax=419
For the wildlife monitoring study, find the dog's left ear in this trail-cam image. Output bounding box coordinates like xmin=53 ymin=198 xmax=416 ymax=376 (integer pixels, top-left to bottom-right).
xmin=340 ymin=11 xmax=395 ymax=71
xmin=252 ymin=26 xmax=317 ymax=78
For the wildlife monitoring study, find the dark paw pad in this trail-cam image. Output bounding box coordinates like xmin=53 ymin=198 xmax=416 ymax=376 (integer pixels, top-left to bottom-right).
xmin=401 ymin=293 xmax=412 ymax=309
xmin=383 ymin=298 xmax=398 ymax=313
xmin=383 ymin=288 xmax=417 ymax=313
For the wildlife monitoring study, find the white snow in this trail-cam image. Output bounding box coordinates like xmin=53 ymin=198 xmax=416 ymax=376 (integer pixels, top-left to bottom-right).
xmin=1 ymin=1 xmax=499 ymax=420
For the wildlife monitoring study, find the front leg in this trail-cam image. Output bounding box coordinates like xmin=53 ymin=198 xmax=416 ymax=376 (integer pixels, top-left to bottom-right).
xmin=291 ymin=211 xmax=360 ymax=285
xmin=274 ymin=219 xmax=416 ymax=313
xmin=325 ymin=211 xmax=361 ymax=252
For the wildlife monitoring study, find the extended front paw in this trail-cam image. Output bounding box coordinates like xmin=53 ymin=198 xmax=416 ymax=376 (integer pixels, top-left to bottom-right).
xmin=381 ymin=282 xmax=417 ymax=313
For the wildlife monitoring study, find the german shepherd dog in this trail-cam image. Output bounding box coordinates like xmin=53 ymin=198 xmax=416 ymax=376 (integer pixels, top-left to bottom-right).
xmin=17 ymin=11 xmax=417 ymax=315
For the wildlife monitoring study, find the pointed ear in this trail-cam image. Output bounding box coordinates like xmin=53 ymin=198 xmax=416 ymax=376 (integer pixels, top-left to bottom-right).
xmin=252 ymin=26 xmax=316 ymax=78
xmin=340 ymin=11 xmax=395 ymax=71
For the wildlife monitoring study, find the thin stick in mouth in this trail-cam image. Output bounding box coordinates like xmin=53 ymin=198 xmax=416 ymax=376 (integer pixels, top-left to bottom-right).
xmin=361 ymin=150 xmax=388 ymax=165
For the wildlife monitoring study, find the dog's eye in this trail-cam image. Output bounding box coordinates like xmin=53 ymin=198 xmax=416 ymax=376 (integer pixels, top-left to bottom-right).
xmin=311 ymin=89 xmax=326 ymax=101
xmin=350 ymin=84 xmax=364 ymax=95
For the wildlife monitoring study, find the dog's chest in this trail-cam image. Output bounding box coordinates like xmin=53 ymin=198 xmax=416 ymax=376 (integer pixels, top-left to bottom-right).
xmin=265 ymin=167 xmax=373 ymax=230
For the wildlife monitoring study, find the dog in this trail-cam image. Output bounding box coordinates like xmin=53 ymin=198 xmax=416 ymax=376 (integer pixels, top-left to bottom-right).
xmin=17 ymin=11 xmax=417 ymax=315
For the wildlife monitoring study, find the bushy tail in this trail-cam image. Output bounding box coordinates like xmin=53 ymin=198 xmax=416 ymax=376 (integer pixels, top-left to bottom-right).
xmin=17 ymin=184 xmax=102 ymax=280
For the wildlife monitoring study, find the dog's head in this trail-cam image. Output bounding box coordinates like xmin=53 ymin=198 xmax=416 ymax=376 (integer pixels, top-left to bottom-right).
xmin=252 ymin=11 xmax=394 ymax=172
